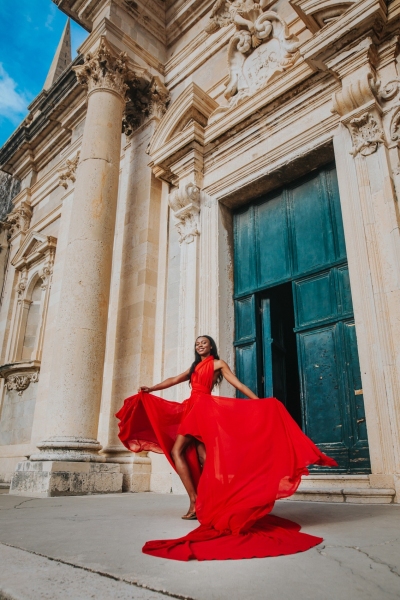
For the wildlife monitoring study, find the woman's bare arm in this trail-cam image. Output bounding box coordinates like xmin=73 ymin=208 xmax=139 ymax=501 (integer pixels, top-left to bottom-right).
xmin=138 ymin=369 xmax=190 ymax=393
xmin=216 ymin=360 xmax=259 ymax=399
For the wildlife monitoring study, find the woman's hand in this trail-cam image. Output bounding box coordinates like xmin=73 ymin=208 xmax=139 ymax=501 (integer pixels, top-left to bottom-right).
xmin=137 ymin=369 xmax=191 ymax=394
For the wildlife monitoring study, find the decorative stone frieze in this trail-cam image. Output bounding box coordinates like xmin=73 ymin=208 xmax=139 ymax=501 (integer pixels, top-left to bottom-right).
xmin=205 ymin=0 xmax=300 ymax=116
xmin=58 ymin=152 xmax=80 ymax=189
xmin=6 ymin=202 xmax=32 ymax=238
xmin=168 ymin=183 xmax=201 ymax=244
xmin=349 ymin=112 xmax=385 ymax=157
xmin=73 ymin=38 xmax=130 ymax=99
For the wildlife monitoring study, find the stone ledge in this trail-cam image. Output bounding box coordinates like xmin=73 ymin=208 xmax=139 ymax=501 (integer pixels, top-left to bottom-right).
xmin=290 ymin=487 xmax=396 ymax=504
xmin=10 ymin=461 xmax=123 ymax=497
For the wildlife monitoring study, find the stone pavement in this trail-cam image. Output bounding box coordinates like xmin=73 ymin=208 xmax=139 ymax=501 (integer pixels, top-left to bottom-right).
xmin=0 ymin=492 xmax=399 ymax=600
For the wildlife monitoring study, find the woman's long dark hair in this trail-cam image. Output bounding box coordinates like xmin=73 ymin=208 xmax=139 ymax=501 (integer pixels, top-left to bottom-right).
xmin=189 ymin=335 xmax=223 ymax=388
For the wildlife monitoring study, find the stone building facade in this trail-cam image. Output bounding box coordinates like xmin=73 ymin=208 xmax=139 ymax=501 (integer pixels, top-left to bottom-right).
xmin=0 ymin=0 xmax=400 ymax=502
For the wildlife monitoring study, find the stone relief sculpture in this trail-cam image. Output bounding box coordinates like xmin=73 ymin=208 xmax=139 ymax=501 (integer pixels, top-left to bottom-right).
xmin=205 ymin=0 xmax=300 ymax=119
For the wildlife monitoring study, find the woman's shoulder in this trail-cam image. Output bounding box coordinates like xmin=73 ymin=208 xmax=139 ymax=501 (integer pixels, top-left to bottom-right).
xmin=213 ymin=358 xmax=227 ymax=369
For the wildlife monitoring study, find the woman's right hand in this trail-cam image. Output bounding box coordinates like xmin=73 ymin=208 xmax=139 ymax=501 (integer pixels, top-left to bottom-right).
xmin=138 ymin=386 xmax=152 ymax=393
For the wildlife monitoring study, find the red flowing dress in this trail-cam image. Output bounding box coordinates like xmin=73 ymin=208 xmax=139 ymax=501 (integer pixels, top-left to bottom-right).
xmin=116 ymin=355 xmax=337 ymax=561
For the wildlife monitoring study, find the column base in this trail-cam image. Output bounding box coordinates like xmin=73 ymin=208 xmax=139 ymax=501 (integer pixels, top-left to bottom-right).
xmin=9 ymin=460 xmax=123 ymax=497
xmin=102 ymin=447 xmax=151 ymax=492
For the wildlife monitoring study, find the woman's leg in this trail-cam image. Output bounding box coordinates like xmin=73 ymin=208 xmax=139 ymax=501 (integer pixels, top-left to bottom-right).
xmin=196 ymin=441 xmax=206 ymax=469
xmin=171 ymin=434 xmax=197 ymax=515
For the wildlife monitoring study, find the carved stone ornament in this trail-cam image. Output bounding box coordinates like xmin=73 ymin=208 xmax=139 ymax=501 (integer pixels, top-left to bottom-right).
xmin=168 ymin=183 xmax=201 ymax=244
xmin=73 ymin=38 xmax=130 ymax=99
xmin=4 ymin=371 xmax=39 ymax=395
xmin=390 ymin=106 xmax=400 ymax=142
xmin=0 ymin=362 xmax=40 ymax=396
xmin=123 ymin=76 xmax=170 ymax=137
xmin=59 ymin=152 xmax=80 ymax=189
xmin=205 ymin=0 xmax=300 ymax=118
xmin=349 ymin=112 xmax=385 ymax=157
xmin=6 ymin=202 xmax=33 ymax=237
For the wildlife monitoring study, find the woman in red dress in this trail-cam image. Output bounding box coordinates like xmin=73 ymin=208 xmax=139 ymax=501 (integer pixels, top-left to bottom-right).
xmin=116 ymin=335 xmax=337 ymax=561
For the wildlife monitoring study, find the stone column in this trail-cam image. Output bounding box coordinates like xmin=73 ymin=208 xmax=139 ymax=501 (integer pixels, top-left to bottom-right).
xmin=10 ymin=37 xmax=137 ymax=496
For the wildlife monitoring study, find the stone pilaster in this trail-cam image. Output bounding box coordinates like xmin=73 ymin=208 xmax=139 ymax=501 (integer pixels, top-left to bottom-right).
xmin=329 ymin=38 xmax=400 ymax=498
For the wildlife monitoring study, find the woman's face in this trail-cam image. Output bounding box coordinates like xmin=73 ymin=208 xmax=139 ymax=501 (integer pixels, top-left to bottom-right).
xmin=195 ymin=337 xmax=212 ymax=357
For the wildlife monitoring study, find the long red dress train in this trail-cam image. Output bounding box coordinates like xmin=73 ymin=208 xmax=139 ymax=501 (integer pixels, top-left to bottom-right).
xmin=116 ymin=356 xmax=337 ymax=561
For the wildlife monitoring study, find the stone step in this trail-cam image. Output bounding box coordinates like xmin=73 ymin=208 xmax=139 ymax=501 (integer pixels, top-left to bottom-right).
xmin=290 ymin=487 xmax=396 ymax=504
xmin=0 ymin=483 xmax=10 ymax=489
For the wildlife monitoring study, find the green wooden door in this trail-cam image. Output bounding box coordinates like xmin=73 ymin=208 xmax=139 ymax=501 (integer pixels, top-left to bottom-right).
xmin=233 ymin=164 xmax=370 ymax=472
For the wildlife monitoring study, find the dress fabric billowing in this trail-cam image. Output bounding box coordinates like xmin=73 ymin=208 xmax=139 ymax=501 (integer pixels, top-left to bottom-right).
xmin=116 ymin=355 xmax=337 ymax=561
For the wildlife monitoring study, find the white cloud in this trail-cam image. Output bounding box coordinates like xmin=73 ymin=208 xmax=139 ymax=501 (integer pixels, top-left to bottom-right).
xmin=45 ymin=4 xmax=57 ymax=30
xmin=0 ymin=64 xmax=30 ymax=124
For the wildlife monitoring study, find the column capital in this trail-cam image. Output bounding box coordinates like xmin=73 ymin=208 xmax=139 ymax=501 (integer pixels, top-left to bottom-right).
xmin=6 ymin=201 xmax=32 ymax=239
xmin=73 ymin=37 xmax=131 ymax=100
xmin=122 ymin=76 xmax=170 ymax=138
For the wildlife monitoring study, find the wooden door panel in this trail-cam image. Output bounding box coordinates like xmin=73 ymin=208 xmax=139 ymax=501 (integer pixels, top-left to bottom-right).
xmin=325 ymin=167 xmax=347 ymax=261
xmin=234 ymin=206 xmax=256 ymax=295
xmin=297 ymin=325 xmax=346 ymax=445
xmin=255 ymin=193 xmax=291 ymax=288
xmin=293 ymin=271 xmax=337 ymax=329
xmin=235 ymin=295 xmax=257 ymax=343
xmin=235 ymin=343 xmax=258 ymax=399
xmin=289 ymin=176 xmax=335 ymax=276
xmin=261 ymin=298 xmax=274 ymax=398
xmin=336 ymin=265 xmax=353 ymax=316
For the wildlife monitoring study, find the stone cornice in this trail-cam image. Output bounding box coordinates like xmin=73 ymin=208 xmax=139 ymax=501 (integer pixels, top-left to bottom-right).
xmin=299 ymin=0 xmax=387 ymax=71
xmin=166 ymin=0 xmax=215 ymax=46
xmin=0 ymin=55 xmax=84 ymax=175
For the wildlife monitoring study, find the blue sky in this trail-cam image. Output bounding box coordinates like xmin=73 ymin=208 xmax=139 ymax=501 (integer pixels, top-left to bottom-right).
xmin=0 ymin=1 xmax=88 ymax=147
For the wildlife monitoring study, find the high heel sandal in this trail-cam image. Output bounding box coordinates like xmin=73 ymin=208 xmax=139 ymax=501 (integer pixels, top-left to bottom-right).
xmin=181 ymin=511 xmax=197 ymax=520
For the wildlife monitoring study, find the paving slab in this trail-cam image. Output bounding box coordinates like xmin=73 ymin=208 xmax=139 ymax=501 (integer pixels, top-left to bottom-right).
xmin=0 ymin=543 xmax=167 ymax=600
xmin=0 ymin=492 xmax=399 ymax=600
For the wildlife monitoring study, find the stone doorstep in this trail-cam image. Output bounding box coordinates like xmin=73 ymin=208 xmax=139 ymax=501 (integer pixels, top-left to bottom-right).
xmin=290 ymin=487 xmax=396 ymax=504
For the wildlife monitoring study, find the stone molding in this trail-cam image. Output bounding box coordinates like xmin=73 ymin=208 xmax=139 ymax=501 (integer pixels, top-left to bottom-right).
xmin=205 ymin=0 xmax=300 ymax=118
xmin=168 ymin=183 xmax=201 ymax=243
xmin=73 ymin=37 xmax=132 ymax=100
xmin=12 ymin=232 xmax=57 ymax=292
xmin=289 ymin=0 xmax=356 ymax=34
xmin=30 ymin=437 xmax=104 ymax=463
xmin=0 ymin=361 xmax=40 ymax=396
xmin=58 ymin=152 xmax=80 ymax=189
xmin=6 ymin=202 xmax=32 ymax=239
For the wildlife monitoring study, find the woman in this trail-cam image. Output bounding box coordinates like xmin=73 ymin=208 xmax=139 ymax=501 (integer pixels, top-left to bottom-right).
xmin=116 ymin=335 xmax=337 ymax=561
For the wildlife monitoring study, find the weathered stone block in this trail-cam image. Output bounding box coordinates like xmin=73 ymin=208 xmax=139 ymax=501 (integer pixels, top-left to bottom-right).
xmin=10 ymin=461 xmax=123 ymax=497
